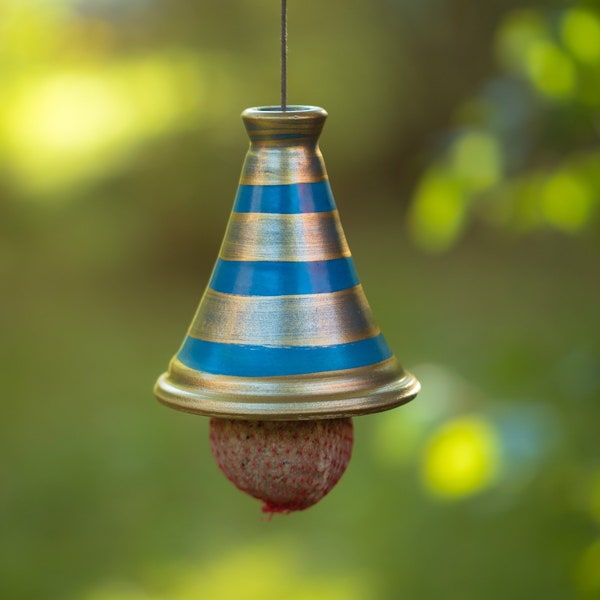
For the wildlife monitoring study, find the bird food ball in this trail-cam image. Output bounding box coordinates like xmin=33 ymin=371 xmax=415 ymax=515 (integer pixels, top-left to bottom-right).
xmin=209 ymin=418 xmax=354 ymax=514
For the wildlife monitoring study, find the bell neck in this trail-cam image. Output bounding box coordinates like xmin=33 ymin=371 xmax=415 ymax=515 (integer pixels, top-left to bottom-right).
xmin=240 ymin=106 xmax=328 ymax=186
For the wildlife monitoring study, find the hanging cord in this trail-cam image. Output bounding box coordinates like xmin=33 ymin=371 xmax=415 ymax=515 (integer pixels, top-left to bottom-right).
xmin=281 ymin=0 xmax=287 ymax=111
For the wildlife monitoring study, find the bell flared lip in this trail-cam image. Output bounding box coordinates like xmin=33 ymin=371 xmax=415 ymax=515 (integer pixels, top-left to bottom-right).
xmin=154 ymin=356 xmax=420 ymax=420
xmin=241 ymin=105 xmax=328 ymax=145
xmin=243 ymin=105 xmax=328 ymax=118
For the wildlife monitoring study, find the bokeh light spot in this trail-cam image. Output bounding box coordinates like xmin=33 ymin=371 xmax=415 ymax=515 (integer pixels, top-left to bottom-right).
xmin=525 ymin=41 xmax=576 ymax=99
xmin=495 ymin=9 xmax=548 ymax=72
xmin=422 ymin=416 xmax=501 ymax=499
xmin=0 ymin=1 xmax=68 ymax=64
xmin=451 ymin=131 xmax=502 ymax=191
xmin=541 ymin=171 xmax=593 ymax=232
xmin=6 ymin=73 xmax=131 ymax=152
xmin=408 ymin=169 xmax=467 ymax=252
xmin=372 ymin=364 xmax=484 ymax=467
xmin=0 ymin=54 xmax=208 ymax=197
xmin=561 ymin=9 xmax=600 ymax=64
xmin=81 ymin=541 xmax=370 ymax=599
xmin=170 ymin=542 xmax=367 ymax=600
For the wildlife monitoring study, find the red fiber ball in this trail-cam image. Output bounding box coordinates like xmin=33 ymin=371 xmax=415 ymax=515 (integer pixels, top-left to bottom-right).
xmin=209 ymin=418 xmax=354 ymax=515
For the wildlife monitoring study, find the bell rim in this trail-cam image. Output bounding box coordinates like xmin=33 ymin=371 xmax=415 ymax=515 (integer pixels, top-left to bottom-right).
xmin=242 ymin=105 xmax=327 ymax=119
xmin=154 ymin=357 xmax=420 ymax=420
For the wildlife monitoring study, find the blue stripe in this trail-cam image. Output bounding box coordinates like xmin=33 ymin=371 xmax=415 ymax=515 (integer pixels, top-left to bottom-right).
xmin=177 ymin=334 xmax=393 ymax=377
xmin=233 ymin=182 xmax=336 ymax=214
xmin=209 ymin=257 xmax=359 ymax=296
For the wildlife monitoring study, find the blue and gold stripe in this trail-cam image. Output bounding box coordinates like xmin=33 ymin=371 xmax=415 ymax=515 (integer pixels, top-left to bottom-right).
xmin=178 ymin=181 xmax=392 ymax=377
xmin=176 ymin=112 xmax=393 ymax=379
xmin=208 ymin=257 xmax=359 ymax=296
xmin=234 ymin=181 xmax=336 ymax=214
xmin=177 ymin=179 xmax=392 ymax=377
xmin=187 ymin=286 xmax=379 ymax=347
xmin=156 ymin=106 xmax=419 ymax=419
xmin=178 ymin=335 xmax=392 ymax=377
xmin=219 ymin=211 xmax=350 ymax=262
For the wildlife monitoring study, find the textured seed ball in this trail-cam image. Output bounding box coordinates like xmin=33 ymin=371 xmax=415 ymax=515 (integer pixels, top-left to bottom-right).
xmin=209 ymin=418 xmax=354 ymax=515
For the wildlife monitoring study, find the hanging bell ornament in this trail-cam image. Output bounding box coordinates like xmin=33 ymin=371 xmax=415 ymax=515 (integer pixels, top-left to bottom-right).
xmin=154 ymin=106 xmax=420 ymax=513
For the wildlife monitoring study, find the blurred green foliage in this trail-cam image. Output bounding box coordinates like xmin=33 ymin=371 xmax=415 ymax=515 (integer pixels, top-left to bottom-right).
xmin=1 ymin=1 xmax=599 ymax=599
xmin=408 ymin=3 xmax=600 ymax=251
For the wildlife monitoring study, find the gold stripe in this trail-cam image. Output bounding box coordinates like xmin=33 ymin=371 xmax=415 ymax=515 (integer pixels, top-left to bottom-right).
xmin=240 ymin=146 xmax=328 ymax=185
xmin=187 ymin=286 xmax=380 ymax=347
xmin=155 ymin=356 xmax=420 ymax=419
xmin=219 ymin=211 xmax=350 ymax=262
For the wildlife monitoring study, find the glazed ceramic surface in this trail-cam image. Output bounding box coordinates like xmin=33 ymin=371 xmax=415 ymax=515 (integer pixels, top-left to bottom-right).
xmin=155 ymin=106 xmax=419 ymax=418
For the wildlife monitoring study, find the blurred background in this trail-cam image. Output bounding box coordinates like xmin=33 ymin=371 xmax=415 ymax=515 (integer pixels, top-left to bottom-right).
xmin=1 ymin=0 xmax=599 ymax=598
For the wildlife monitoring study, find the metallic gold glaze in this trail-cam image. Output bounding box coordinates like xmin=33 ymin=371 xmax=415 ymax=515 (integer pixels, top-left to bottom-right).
xmin=240 ymin=147 xmax=327 ymax=185
xmin=154 ymin=105 xmax=420 ymax=419
xmin=156 ymin=356 xmax=420 ymax=420
xmin=187 ymin=286 xmax=379 ymax=347
xmin=240 ymin=106 xmax=328 ymax=185
xmin=219 ymin=211 xmax=350 ymax=262
xmin=242 ymin=106 xmax=327 ymax=143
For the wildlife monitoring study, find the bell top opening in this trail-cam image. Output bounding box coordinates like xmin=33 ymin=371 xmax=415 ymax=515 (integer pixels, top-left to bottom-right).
xmin=242 ymin=105 xmax=327 ymax=145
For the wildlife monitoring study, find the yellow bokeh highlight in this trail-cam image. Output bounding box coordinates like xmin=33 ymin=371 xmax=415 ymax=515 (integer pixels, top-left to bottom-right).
xmin=575 ymin=538 xmax=600 ymax=594
xmin=422 ymin=416 xmax=501 ymax=499
xmin=451 ymin=131 xmax=503 ymax=191
xmin=0 ymin=1 xmax=68 ymax=65
xmin=525 ymin=41 xmax=576 ymax=99
xmin=0 ymin=53 xmax=207 ymax=196
xmin=5 ymin=71 xmax=130 ymax=154
xmin=541 ymin=171 xmax=593 ymax=233
xmin=82 ymin=541 xmax=371 ymax=600
xmin=172 ymin=543 xmax=368 ymax=600
xmin=495 ymin=9 xmax=548 ymax=72
xmin=561 ymin=9 xmax=600 ymax=64
xmin=409 ymin=168 xmax=467 ymax=252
